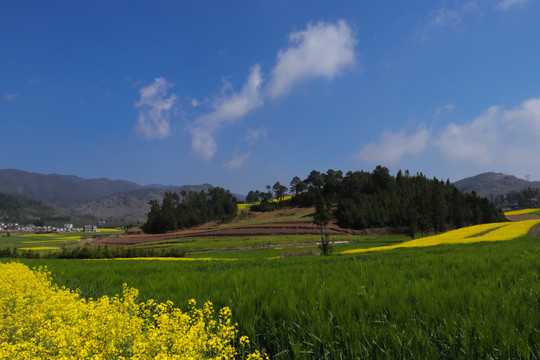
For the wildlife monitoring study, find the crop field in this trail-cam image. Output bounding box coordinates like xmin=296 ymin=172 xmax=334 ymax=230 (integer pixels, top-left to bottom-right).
xmin=135 ymin=234 xmax=409 ymax=259
xmin=0 ymin=229 xmax=122 ymax=253
xmin=342 ymin=219 xmax=540 ymax=255
xmin=3 ymin=215 xmax=540 ymax=359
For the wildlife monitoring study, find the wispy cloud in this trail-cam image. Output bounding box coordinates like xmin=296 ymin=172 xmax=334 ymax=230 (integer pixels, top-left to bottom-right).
xmin=246 ymin=127 xmax=268 ymax=144
xmin=267 ymin=20 xmax=356 ymax=98
xmin=434 ymin=103 xmax=456 ymax=120
xmin=188 ymin=19 xmax=357 ymax=161
xmin=356 ymin=124 xmax=429 ymax=164
xmin=419 ymin=0 xmax=528 ymax=39
xmin=497 ymin=0 xmax=528 ymax=10
xmin=189 ymin=65 xmax=264 ymax=160
xmin=4 ymin=93 xmax=19 ymax=102
xmin=224 ymin=150 xmax=251 ymax=170
xmin=134 ymin=77 xmax=178 ymax=139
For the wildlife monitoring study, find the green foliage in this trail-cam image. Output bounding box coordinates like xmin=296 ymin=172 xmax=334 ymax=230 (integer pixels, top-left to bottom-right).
xmin=143 ymin=188 xmax=238 ymax=234
xmin=494 ymin=186 xmax=540 ymax=209
xmin=313 ymin=196 xmax=332 ymax=256
xmin=0 ymin=192 xmax=55 ymax=223
xmin=249 ymin=199 xmax=277 ymax=212
xmin=291 ymin=167 xmax=506 ymax=232
xmin=15 ymin=237 xmax=540 ymax=359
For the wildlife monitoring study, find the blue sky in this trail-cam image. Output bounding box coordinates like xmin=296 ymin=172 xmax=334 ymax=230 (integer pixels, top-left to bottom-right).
xmin=2 ymin=0 xmax=540 ymax=194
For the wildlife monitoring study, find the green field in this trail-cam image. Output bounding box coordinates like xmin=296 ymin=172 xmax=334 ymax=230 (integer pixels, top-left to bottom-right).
xmin=10 ymin=235 xmax=540 ymax=359
xmin=0 ymin=229 xmax=122 ymax=253
xmin=134 ymin=234 xmax=409 ymax=258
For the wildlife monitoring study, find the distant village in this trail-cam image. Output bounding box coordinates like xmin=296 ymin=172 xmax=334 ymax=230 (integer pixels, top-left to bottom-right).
xmin=0 ymin=223 xmax=99 ymax=233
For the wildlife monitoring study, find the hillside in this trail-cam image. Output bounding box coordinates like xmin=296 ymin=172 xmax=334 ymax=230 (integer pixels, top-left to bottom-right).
xmin=0 ymin=169 xmax=237 ymax=225
xmin=71 ymin=185 xmax=214 ymax=223
xmin=454 ymin=172 xmax=540 ymax=200
xmin=0 ymin=169 xmax=141 ymax=208
xmin=0 ymin=192 xmax=56 ymax=223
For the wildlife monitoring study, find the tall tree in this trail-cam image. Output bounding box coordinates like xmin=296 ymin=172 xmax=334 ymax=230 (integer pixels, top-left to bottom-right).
xmin=313 ymin=196 xmax=332 ymax=255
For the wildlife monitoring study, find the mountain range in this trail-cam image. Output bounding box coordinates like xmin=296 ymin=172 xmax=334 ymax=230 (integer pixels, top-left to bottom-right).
xmin=1 ymin=169 xmax=539 ymax=225
xmin=0 ymin=169 xmax=231 ymax=224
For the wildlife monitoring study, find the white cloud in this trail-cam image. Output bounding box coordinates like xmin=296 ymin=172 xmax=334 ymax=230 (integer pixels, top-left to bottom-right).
xmin=4 ymin=93 xmax=19 ymax=102
xmin=356 ymin=124 xmax=429 ymax=164
xmin=224 ymin=150 xmax=250 ymax=170
xmin=186 ymin=19 xmax=357 ymax=161
xmin=434 ymin=103 xmax=456 ymax=120
xmin=429 ymin=1 xmax=480 ymax=27
xmin=267 ymin=20 xmax=356 ymax=98
xmin=189 ymin=64 xmax=264 ymax=160
xmin=134 ymin=77 xmax=177 ymax=139
xmin=246 ymin=127 xmax=268 ymax=144
xmin=437 ymin=98 xmax=540 ymax=167
xmin=497 ymin=0 xmax=528 ymax=10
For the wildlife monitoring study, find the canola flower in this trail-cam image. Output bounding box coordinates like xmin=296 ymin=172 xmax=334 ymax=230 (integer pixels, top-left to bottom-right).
xmin=0 ymin=262 xmax=267 ymax=360
xmin=342 ymin=220 xmax=540 ymax=255
xmin=504 ymin=208 xmax=540 ymax=216
xmin=238 ymin=195 xmax=293 ymax=210
xmin=18 ymin=247 xmax=61 ymax=251
xmin=22 ymin=237 xmax=81 ymax=243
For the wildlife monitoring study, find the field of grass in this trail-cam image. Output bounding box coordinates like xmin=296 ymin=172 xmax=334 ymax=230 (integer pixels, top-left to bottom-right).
xmin=134 ymin=234 xmax=409 ymax=258
xmin=0 ymin=229 xmax=122 ymax=253
xmin=9 ymin=228 xmax=540 ymax=359
xmin=4 ymin=212 xmax=540 ymax=358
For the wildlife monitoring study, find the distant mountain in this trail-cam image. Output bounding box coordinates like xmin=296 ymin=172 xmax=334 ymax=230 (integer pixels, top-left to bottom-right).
xmin=0 ymin=169 xmax=141 ymax=208
xmin=454 ymin=172 xmax=540 ymax=200
xmin=0 ymin=169 xmax=244 ymax=225
xmin=0 ymin=192 xmax=56 ymax=223
xmin=71 ymin=185 xmax=214 ymax=223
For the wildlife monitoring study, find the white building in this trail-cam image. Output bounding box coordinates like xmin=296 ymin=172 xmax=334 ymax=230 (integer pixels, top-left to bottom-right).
xmin=83 ymin=225 xmax=98 ymax=232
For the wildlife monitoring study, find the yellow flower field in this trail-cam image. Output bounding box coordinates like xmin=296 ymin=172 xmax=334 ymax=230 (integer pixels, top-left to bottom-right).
xmin=18 ymin=247 xmax=61 ymax=251
xmin=238 ymin=195 xmax=293 ymax=210
xmin=504 ymin=208 xmax=540 ymax=216
xmin=22 ymin=237 xmax=81 ymax=244
xmin=342 ymin=219 xmax=540 ymax=255
xmin=0 ymin=262 xmax=266 ymax=360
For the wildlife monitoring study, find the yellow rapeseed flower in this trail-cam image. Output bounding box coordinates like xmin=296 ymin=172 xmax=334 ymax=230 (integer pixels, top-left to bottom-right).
xmin=0 ymin=262 xmax=266 ymax=360
xmin=504 ymin=208 xmax=540 ymax=216
xmin=341 ymin=220 xmax=540 ymax=255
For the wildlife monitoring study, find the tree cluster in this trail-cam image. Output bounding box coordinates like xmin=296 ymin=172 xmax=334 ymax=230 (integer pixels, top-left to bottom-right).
xmin=493 ymin=187 xmax=540 ymax=210
xmin=0 ymin=192 xmax=53 ymax=223
xmin=287 ymin=166 xmax=506 ymax=236
xmin=143 ymin=188 xmax=237 ymax=234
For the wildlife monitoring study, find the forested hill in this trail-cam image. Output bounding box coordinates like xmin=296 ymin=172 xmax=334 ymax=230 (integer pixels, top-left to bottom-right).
xmin=286 ymin=167 xmax=506 ymax=235
xmin=0 ymin=192 xmax=55 ymax=223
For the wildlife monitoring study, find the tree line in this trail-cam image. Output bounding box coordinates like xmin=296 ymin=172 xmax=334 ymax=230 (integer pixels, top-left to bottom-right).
xmin=143 ymin=187 xmax=237 ymax=234
xmin=246 ymin=166 xmax=506 ymax=237
xmin=493 ymin=187 xmax=540 ymax=210
xmin=142 ymin=166 xmax=506 ymax=236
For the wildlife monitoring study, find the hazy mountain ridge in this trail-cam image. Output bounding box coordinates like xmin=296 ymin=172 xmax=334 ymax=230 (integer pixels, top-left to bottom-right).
xmin=0 ymin=169 xmax=141 ymax=208
xmin=0 ymin=169 xmax=244 ymax=224
xmin=454 ymin=172 xmax=540 ymax=200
